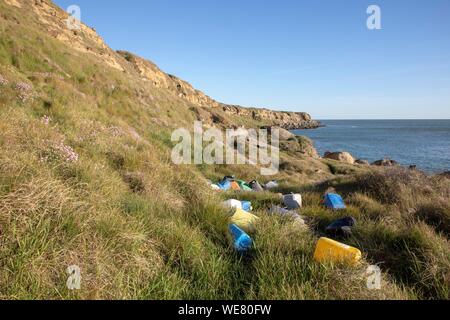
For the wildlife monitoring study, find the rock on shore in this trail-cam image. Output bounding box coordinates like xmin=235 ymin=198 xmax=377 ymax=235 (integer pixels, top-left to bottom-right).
xmin=324 ymin=151 xmax=355 ymax=164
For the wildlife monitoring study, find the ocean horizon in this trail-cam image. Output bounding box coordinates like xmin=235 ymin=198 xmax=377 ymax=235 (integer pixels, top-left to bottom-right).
xmin=293 ymin=119 xmax=450 ymax=173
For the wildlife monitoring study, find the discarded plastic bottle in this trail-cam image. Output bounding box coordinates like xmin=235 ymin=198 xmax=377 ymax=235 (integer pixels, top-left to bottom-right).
xmin=229 ymin=224 xmax=253 ymax=253
xmin=314 ymin=237 xmax=362 ymax=266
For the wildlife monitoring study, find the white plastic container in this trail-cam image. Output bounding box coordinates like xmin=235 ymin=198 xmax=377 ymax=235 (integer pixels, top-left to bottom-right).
xmin=283 ymin=193 xmax=302 ymax=210
xmin=222 ymin=199 xmax=243 ymax=210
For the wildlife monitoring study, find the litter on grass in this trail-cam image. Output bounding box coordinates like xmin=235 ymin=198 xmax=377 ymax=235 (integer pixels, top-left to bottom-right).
xmin=326 ymin=217 xmax=356 ymax=237
xmin=249 ymin=180 xmax=264 ymax=192
xmin=314 ymin=237 xmax=361 ymax=266
xmin=230 ymin=208 xmax=259 ymax=233
xmin=324 ymin=193 xmax=346 ymax=210
xmin=270 ymin=205 xmax=306 ymax=227
xmin=283 ymin=193 xmax=302 ymax=210
xmin=222 ymin=199 xmax=253 ymax=212
xmin=229 ymin=224 xmax=253 ymax=253
xmin=265 ymin=181 xmax=279 ymax=190
xmin=237 ymin=180 xmax=253 ymax=191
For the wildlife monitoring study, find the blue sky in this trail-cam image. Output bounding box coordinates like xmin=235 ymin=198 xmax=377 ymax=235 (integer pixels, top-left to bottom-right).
xmin=54 ymin=0 xmax=450 ymax=119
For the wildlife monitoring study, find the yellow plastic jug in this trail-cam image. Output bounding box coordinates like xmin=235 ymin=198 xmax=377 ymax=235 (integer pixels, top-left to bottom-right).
xmin=314 ymin=237 xmax=362 ymax=266
xmin=230 ymin=208 xmax=259 ymax=233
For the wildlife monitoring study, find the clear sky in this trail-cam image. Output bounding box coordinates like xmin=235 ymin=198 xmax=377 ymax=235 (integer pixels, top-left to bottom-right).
xmin=54 ymin=0 xmax=450 ymax=119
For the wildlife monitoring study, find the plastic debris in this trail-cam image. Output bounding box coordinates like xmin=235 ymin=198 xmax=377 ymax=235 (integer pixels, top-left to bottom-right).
xmin=270 ymin=205 xmax=306 ymax=226
xmin=241 ymin=201 xmax=253 ymax=212
xmin=230 ymin=208 xmax=259 ymax=233
xmin=326 ymin=217 xmax=356 ymax=237
xmin=265 ymin=181 xmax=279 ymax=190
xmin=237 ymin=180 xmax=253 ymax=191
xmin=249 ymin=180 xmax=264 ymax=192
xmin=314 ymin=237 xmax=361 ymax=266
xmin=229 ymin=224 xmax=253 ymax=253
xmin=324 ymin=193 xmax=346 ymax=210
xmin=222 ymin=200 xmax=252 ymax=212
xmin=283 ymin=193 xmax=302 ymax=210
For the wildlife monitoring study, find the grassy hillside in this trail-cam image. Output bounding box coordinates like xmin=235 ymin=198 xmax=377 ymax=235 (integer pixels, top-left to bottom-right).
xmin=0 ymin=0 xmax=448 ymax=300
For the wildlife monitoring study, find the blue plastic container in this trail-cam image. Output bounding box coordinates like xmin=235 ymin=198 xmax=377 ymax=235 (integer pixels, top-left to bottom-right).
xmin=217 ymin=180 xmax=231 ymax=191
xmin=241 ymin=201 xmax=252 ymax=212
xmin=229 ymin=224 xmax=253 ymax=253
xmin=324 ymin=193 xmax=346 ymax=210
xmin=326 ymin=216 xmax=356 ymax=237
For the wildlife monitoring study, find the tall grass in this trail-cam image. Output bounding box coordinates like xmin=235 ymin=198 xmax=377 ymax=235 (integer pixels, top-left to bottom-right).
xmin=0 ymin=0 xmax=448 ymax=300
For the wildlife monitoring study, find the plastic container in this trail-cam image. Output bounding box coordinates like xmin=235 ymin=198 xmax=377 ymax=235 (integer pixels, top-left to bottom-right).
xmin=314 ymin=237 xmax=361 ymax=266
xmin=241 ymin=201 xmax=252 ymax=212
xmin=324 ymin=193 xmax=346 ymax=210
xmin=210 ymin=184 xmax=221 ymax=191
xmin=237 ymin=180 xmax=253 ymax=191
xmin=230 ymin=208 xmax=259 ymax=233
xmin=265 ymin=181 xmax=279 ymax=190
xmin=229 ymin=224 xmax=253 ymax=253
xmin=250 ymin=180 xmax=264 ymax=192
xmin=222 ymin=199 xmax=243 ymax=210
xmin=326 ymin=217 xmax=356 ymax=237
xmin=283 ymin=193 xmax=302 ymax=210
xmin=217 ymin=180 xmax=231 ymax=191
xmin=230 ymin=181 xmax=241 ymax=191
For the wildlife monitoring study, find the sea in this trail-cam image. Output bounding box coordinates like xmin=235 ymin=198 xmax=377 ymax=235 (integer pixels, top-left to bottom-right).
xmin=293 ymin=120 xmax=450 ymax=173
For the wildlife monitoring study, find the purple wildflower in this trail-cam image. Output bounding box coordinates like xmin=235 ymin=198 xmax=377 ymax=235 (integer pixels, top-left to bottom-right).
xmin=14 ymin=82 xmax=33 ymax=102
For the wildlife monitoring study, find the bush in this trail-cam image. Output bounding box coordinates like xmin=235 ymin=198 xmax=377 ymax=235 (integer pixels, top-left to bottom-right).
xmin=414 ymin=200 xmax=450 ymax=238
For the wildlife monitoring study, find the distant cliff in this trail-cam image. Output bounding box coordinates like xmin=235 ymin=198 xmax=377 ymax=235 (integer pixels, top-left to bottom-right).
xmin=20 ymin=0 xmax=319 ymax=130
xmin=117 ymin=51 xmax=320 ymax=130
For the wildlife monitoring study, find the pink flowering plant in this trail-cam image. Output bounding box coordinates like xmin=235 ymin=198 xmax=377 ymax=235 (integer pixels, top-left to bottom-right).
xmin=14 ymin=82 xmax=33 ymax=102
xmin=41 ymin=115 xmax=52 ymax=125
xmin=40 ymin=140 xmax=79 ymax=164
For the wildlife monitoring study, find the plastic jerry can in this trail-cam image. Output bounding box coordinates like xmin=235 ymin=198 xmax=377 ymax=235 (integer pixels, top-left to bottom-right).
xmin=230 ymin=181 xmax=241 ymax=191
xmin=217 ymin=180 xmax=231 ymax=191
xmin=230 ymin=208 xmax=259 ymax=233
xmin=222 ymin=199 xmax=243 ymax=210
xmin=314 ymin=237 xmax=362 ymax=266
xmin=283 ymin=193 xmax=302 ymax=210
xmin=324 ymin=193 xmax=346 ymax=210
xmin=229 ymin=224 xmax=253 ymax=253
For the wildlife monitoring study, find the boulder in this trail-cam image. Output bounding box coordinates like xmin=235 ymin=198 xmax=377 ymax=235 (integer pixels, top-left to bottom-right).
xmin=278 ymin=128 xmax=296 ymax=141
xmin=355 ymin=159 xmax=369 ymax=165
xmin=372 ymin=158 xmax=398 ymax=167
xmin=324 ymin=151 xmax=355 ymax=164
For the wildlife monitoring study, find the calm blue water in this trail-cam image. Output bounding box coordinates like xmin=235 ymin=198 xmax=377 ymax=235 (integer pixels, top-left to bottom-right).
xmin=293 ymin=120 xmax=450 ymax=173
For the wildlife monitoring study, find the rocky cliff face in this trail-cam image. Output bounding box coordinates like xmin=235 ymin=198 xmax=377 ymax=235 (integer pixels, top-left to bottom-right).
xmin=23 ymin=0 xmax=127 ymax=72
xmin=221 ymin=106 xmax=321 ymax=129
xmin=119 ymin=51 xmax=320 ymax=129
xmin=7 ymin=0 xmax=320 ymax=130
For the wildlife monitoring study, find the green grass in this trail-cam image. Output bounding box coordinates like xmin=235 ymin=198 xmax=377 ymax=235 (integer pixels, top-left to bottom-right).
xmin=0 ymin=0 xmax=448 ymax=300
